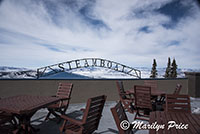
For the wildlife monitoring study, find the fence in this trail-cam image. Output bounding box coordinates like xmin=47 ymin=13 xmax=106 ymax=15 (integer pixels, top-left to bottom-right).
xmin=0 ymin=78 xmax=189 ymax=103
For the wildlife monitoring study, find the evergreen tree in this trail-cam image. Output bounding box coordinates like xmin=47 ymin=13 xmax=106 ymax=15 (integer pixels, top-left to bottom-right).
xmin=150 ymin=59 xmax=158 ymax=78
xmin=170 ymin=58 xmax=178 ymax=78
xmin=164 ymin=57 xmax=171 ymax=78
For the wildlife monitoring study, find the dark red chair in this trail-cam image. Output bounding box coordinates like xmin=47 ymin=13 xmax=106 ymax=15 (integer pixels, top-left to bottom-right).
xmin=60 ymin=95 xmax=107 ymax=134
xmin=45 ymin=83 xmax=73 ymax=122
xmin=165 ymin=94 xmax=191 ymax=113
xmin=116 ymin=81 xmax=135 ymax=113
xmin=134 ymin=85 xmax=155 ymax=121
xmin=111 ymin=101 xmax=133 ymax=134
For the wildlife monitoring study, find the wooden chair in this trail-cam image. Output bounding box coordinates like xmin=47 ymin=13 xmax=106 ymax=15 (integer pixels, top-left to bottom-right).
xmin=134 ymin=85 xmax=155 ymax=121
xmin=116 ymin=81 xmax=135 ymax=113
xmin=0 ymin=115 xmax=13 ymax=134
xmin=159 ymin=84 xmax=182 ymax=109
xmin=173 ymin=84 xmax=182 ymax=95
xmin=111 ymin=101 xmax=133 ymax=134
xmin=60 ymin=95 xmax=107 ymax=134
xmin=165 ymin=94 xmax=191 ymax=113
xmin=45 ymin=83 xmax=73 ymax=121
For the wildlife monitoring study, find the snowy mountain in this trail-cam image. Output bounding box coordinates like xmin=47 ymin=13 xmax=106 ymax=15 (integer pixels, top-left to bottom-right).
xmin=0 ymin=66 xmax=199 ymax=79
xmin=0 ymin=66 xmax=36 ymax=79
xmin=68 ymin=67 xmax=200 ymax=79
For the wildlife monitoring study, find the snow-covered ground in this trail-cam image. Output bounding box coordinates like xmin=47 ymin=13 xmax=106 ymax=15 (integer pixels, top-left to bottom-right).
xmin=190 ymin=97 xmax=200 ymax=114
xmin=31 ymin=98 xmax=200 ymax=134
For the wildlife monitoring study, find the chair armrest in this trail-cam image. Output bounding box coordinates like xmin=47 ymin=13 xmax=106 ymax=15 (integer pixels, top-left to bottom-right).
xmin=60 ymin=115 xmax=83 ymax=126
xmin=57 ymin=97 xmax=70 ymax=107
xmin=120 ymin=92 xmax=134 ymax=96
xmin=125 ymin=90 xmax=134 ymax=95
xmin=120 ymin=92 xmax=134 ymax=100
xmin=60 ymin=97 xmax=70 ymax=101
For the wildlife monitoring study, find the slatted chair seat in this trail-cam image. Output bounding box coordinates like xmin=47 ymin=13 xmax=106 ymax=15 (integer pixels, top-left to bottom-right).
xmin=60 ymin=95 xmax=107 ymax=134
xmin=0 ymin=115 xmax=17 ymax=133
xmin=165 ymin=94 xmax=191 ymax=113
xmin=111 ymin=101 xmax=133 ymax=134
xmin=0 ymin=114 xmax=12 ymax=125
xmin=65 ymin=123 xmax=81 ymax=133
xmin=45 ymin=83 xmax=73 ymax=122
xmin=116 ymin=81 xmax=135 ymax=113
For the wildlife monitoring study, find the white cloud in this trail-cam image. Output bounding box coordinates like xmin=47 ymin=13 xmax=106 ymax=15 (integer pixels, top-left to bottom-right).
xmin=0 ymin=0 xmax=199 ymax=69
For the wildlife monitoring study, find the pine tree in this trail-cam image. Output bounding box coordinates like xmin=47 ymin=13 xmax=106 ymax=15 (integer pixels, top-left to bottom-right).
xmin=164 ymin=57 xmax=171 ymax=78
xmin=170 ymin=58 xmax=177 ymax=78
xmin=150 ymin=59 xmax=158 ymax=78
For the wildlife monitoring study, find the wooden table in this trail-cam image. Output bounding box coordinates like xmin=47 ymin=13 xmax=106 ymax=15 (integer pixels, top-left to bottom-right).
xmin=0 ymin=95 xmax=60 ymax=134
xmin=149 ymin=111 xmax=200 ymax=134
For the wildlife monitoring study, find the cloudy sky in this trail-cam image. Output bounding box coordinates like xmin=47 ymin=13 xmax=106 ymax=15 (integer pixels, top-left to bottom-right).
xmin=0 ymin=0 xmax=200 ymax=69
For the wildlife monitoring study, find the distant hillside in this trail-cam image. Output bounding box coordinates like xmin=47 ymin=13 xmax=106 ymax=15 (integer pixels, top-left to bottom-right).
xmin=0 ymin=66 xmax=91 ymax=79
xmin=0 ymin=66 xmax=36 ymax=79
xmin=0 ymin=66 xmax=199 ymax=79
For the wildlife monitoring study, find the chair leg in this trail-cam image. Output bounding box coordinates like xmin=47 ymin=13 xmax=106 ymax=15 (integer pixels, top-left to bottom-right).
xmin=51 ymin=110 xmax=60 ymax=119
xmin=130 ymin=104 xmax=135 ymax=112
xmin=46 ymin=108 xmax=67 ymax=123
xmin=46 ymin=109 xmax=63 ymax=123
xmin=56 ymin=109 xmax=66 ymax=124
xmin=124 ymin=103 xmax=134 ymax=114
xmin=134 ymin=109 xmax=139 ymax=120
xmin=9 ymin=116 xmax=18 ymax=127
xmin=59 ymin=120 xmax=66 ymax=132
xmin=134 ymin=109 xmax=149 ymax=121
xmin=45 ymin=111 xmax=51 ymax=121
xmin=127 ymin=107 xmax=134 ymax=113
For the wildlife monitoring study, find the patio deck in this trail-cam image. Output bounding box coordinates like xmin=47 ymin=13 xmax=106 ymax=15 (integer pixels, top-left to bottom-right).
xmin=30 ymin=98 xmax=200 ymax=134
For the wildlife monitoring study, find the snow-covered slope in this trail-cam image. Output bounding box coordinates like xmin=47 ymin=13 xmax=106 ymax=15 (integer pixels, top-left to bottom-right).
xmin=0 ymin=66 xmax=199 ymax=79
xmin=0 ymin=66 xmax=36 ymax=79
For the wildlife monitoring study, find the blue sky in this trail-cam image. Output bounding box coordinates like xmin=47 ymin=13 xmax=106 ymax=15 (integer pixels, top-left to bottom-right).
xmin=0 ymin=0 xmax=200 ymax=69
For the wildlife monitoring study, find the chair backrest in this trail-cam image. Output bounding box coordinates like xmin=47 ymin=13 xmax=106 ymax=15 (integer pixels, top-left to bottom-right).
xmin=116 ymin=81 xmax=127 ymax=99
xmin=116 ymin=81 xmax=126 ymax=93
xmin=173 ymin=84 xmax=182 ymax=95
xmin=56 ymin=83 xmax=73 ymax=98
xmin=144 ymin=80 xmax=157 ymax=90
xmin=111 ymin=101 xmax=133 ymax=134
xmin=165 ymin=94 xmax=191 ymax=113
xmin=82 ymin=95 xmax=107 ymax=134
xmin=134 ymin=85 xmax=152 ymax=110
xmin=56 ymin=83 xmax=73 ymax=107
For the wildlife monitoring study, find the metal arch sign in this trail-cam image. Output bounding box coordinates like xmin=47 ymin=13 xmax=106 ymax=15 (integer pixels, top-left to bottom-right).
xmin=36 ymin=58 xmax=141 ymax=79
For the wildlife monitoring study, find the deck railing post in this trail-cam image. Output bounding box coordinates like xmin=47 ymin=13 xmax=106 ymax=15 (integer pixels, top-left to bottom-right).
xmin=184 ymin=72 xmax=200 ymax=97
